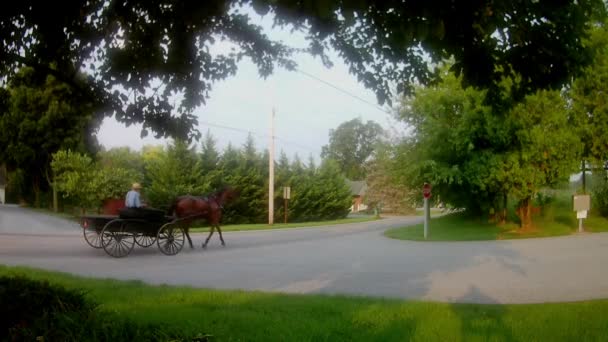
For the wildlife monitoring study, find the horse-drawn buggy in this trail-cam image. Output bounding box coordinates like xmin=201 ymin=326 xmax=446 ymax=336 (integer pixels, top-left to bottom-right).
xmin=80 ymin=187 xmax=239 ymax=258
xmin=80 ymin=212 xmax=187 ymax=257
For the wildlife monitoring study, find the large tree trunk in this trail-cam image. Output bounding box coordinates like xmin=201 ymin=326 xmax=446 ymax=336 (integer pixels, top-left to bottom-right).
xmin=500 ymin=193 xmax=507 ymax=225
xmin=516 ymin=197 xmax=533 ymax=230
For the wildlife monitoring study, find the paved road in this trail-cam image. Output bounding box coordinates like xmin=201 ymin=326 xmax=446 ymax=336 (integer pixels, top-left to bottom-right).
xmin=1 ymin=205 xmax=607 ymax=304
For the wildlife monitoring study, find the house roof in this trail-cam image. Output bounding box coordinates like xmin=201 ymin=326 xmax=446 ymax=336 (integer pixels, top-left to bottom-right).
xmin=346 ymin=180 xmax=367 ymax=196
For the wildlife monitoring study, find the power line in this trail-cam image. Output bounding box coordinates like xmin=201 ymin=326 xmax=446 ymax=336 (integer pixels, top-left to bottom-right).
xmin=198 ymin=67 xmax=397 ymax=154
xmin=295 ymin=68 xmax=393 ymax=115
xmin=199 ymin=119 xmax=321 ymax=154
xmin=199 ymin=120 xmax=265 ymax=138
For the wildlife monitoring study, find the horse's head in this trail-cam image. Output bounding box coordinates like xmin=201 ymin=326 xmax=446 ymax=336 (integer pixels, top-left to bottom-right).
xmin=220 ymin=186 xmax=240 ymax=203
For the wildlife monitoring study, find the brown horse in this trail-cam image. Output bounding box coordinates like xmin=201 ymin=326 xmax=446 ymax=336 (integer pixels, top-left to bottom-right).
xmin=168 ymin=187 xmax=239 ymax=248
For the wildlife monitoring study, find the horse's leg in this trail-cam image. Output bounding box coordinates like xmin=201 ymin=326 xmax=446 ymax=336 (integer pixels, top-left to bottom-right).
xmin=185 ymin=227 xmax=194 ymax=249
xmin=203 ymin=226 xmax=215 ymax=248
xmin=216 ymin=225 xmax=226 ymax=246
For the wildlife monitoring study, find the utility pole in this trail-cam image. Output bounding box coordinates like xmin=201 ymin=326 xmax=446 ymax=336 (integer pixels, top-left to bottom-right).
xmin=582 ymin=160 xmax=587 ymax=194
xmin=269 ymin=108 xmax=275 ymax=225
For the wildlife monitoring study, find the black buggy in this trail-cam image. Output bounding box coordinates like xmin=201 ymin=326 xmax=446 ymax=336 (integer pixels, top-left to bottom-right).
xmin=80 ymin=209 xmax=186 ymax=258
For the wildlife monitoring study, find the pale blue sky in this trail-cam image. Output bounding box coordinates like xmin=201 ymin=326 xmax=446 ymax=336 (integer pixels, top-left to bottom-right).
xmin=97 ymin=9 xmax=405 ymax=160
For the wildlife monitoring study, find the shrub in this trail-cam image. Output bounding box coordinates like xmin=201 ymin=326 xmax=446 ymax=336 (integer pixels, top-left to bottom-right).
xmin=0 ymin=276 xmax=187 ymax=341
xmin=592 ymin=172 xmax=608 ymax=217
xmin=1 ymin=275 xmax=94 ymax=341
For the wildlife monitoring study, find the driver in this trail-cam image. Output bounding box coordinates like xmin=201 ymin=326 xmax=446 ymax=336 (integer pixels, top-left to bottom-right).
xmin=125 ymin=182 xmax=143 ymax=208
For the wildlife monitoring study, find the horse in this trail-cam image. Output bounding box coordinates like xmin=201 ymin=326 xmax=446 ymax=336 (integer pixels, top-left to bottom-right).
xmin=168 ymin=187 xmax=239 ymax=249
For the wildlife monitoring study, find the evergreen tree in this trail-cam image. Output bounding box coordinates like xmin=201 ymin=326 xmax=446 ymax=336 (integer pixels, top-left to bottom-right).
xmin=144 ymin=140 xmax=208 ymax=207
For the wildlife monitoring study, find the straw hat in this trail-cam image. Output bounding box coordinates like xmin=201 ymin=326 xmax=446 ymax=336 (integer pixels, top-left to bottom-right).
xmin=132 ymin=182 xmax=142 ymax=190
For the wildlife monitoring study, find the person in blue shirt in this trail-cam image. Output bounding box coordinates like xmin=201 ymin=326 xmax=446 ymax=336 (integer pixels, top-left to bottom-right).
xmin=125 ymin=183 xmax=143 ymax=208
xmin=120 ymin=183 xmax=164 ymax=221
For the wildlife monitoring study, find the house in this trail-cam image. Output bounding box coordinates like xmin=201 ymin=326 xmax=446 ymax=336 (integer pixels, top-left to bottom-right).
xmin=346 ymin=179 xmax=367 ymax=212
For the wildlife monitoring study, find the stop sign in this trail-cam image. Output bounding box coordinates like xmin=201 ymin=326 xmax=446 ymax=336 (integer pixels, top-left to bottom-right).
xmin=423 ymin=183 xmax=432 ymax=199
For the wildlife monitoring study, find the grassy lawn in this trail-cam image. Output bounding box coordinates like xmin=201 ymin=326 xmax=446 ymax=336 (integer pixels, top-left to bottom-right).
xmin=415 ymin=208 xmax=444 ymax=217
xmin=190 ymin=216 xmax=379 ymax=232
xmin=2 ymin=265 xmax=607 ymax=341
xmin=387 ymin=191 xmax=608 ymax=241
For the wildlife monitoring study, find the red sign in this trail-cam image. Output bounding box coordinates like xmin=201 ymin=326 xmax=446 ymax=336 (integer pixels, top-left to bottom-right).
xmin=423 ymin=183 xmax=432 ymax=199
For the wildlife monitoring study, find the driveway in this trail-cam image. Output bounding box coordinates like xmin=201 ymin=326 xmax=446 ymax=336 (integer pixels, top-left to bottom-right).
xmin=1 ymin=205 xmax=607 ymax=304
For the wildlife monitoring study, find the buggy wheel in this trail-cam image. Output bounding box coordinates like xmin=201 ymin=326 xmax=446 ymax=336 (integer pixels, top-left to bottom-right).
xmin=157 ymin=223 xmax=185 ymax=256
xmin=82 ymin=219 xmax=102 ymax=249
xmin=101 ymin=219 xmax=135 ymax=258
xmin=135 ymin=233 xmax=157 ymax=248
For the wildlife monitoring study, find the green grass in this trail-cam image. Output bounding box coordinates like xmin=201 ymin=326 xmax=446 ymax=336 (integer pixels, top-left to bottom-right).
xmin=2 ymin=265 xmax=608 ymax=341
xmin=415 ymin=208 xmax=444 ymax=217
xmin=386 ymin=213 xmax=514 ymax=241
xmin=387 ymin=191 xmax=608 ymax=241
xmin=190 ymin=216 xmax=379 ymax=232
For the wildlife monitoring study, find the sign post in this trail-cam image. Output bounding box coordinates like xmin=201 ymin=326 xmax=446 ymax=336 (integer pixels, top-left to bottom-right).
xmin=573 ymin=194 xmax=591 ymax=233
xmin=283 ymin=186 xmax=291 ymax=224
xmin=423 ymin=183 xmax=432 ymax=239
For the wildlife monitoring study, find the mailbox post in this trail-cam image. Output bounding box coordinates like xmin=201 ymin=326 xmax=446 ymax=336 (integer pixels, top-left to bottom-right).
xmin=573 ymin=194 xmax=591 ymax=233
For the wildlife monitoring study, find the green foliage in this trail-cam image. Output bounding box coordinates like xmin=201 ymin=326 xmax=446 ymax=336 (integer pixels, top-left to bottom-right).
xmin=398 ymin=72 xmax=582 ymax=222
xmin=5 ymin=266 xmax=608 ymax=342
xmin=52 ymin=150 xmax=140 ymax=209
xmin=570 ymin=21 xmax=608 ymax=162
xmin=144 ymin=140 xmax=209 ymax=207
xmin=506 ymin=91 xmax=582 ymax=201
xmin=98 ymin=147 xmax=145 ymax=180
xmin=1 ymin=275 xmax=93 ymax=341
xmin=51 ymin=132 xmax=354 ymax=223
xmin=397 ymin=71 xmax=503 ymax=214
xmin=200 ymin=130 xmax=222 ymax=187
xmin=52 ymin=150 xmax=98 ymax=208
xmin=2 ymin=1 xmax=602 ymax=139
xmin=218 ymin=135 xmax=268 ymax=224
xmin=289 ymin=159 xmax=352 ymax=221
xmin=321 ymin=118 xmax=384 ymax=180
xmin=0 ymin=67 xmax=97 ymax=206
xmin=0 ymin=276 xmax=183 ymax=341
xmin=5 ymin=169 xmax=26 ymax=203
xmin=592 ymin=171 xmax=608 ymax=217
xmin=364 ymin=142 xmax=416 ymax=214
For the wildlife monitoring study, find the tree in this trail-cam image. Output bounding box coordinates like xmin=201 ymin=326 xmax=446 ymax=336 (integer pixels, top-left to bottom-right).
xmin=274 ymin=150 xmax=292 ymax=222
xmin=398 ymin=72 xmax=504 ymax=216
xmin=569 ymin=21 xmax=608 ymax=191
xmin=0 ymin=67 xmax=97 ymax=207
xmin=506 ymin=91 xmax=582 ymax=228
xmin=220 ymin=137 xmax=267 ymax=224
xmin=1 ymin=1 xmax=602 ymax=139
xmin=51 ymin=150 xmax=139 ymax=212
xmin=321 ymin=118 xmax=384 ymax=179
xmin=200 ymin=131 xmax=221 ymax=173
xmin=364 ymin=142 xmax=416 ymax=215
xmin=398 ymin=72 xmax=581 ymax=228
xmin=289 ymin=159 xmax=352 ymax=221
xmin=144 ymin=140 xmax=208 ymax=207
xmin=97 ymin=147 xmax=144 ymax=180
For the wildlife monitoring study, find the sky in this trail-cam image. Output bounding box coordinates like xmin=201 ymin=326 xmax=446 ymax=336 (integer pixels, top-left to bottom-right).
xmin=96 ymin=8 xmax=406 ymax=161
